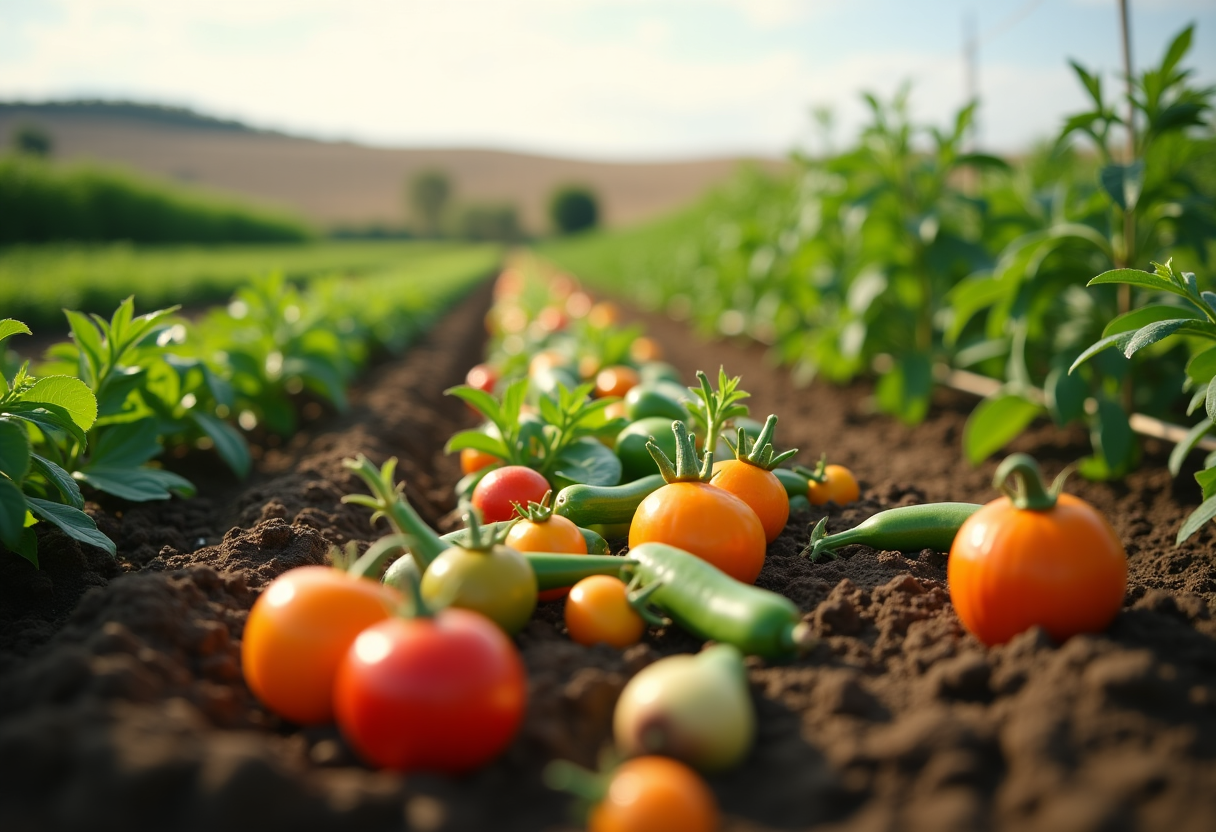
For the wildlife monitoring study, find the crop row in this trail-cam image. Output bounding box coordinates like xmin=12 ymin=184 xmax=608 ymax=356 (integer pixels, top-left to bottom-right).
xmin=541 ymin=26 xmax=1216 ymax=542
xmin=0 ymin=245 xmax=500 ymax=566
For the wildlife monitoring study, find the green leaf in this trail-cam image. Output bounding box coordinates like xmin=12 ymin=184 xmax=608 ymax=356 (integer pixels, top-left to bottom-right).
xmin=445 ymin=385 xmax=502 ymax=424
xmin=0 ymin=419 xmax=31 ymax=481
xmin=64 ymin=310 xmax=106 ymax=384
xmin=29 ymin=454 xmax=84 ymax=509
xmin=1177 ymin=493 xmax=1216 ymax=545
xmin=1087 ymin=267 xmax=1185 ymax=297
xmin=1100 ymin=161 xmax=1144 ymax=212
xmin=96 ymin=368 xmax=149 ymax=419
xmin=0 ymin=319 xmax=33 ymax=345
xmin=444 ymin=429 xmax=509 ymax=459
xmin=1186 ymin=347 xmax=1216 ymax=387
xmin=1069 ymin=60 xmax=1102 ymax=107
xmin=1 ymin=402 xmax=89 ymax=448
xmin=1102 ymin=305 xmax=1202 ymax=338
xmin=1206 ymin=379 xmax=1216 ymax=423
xmin=1196 ymin=466 xmax=1216 ymax=501
xmin=76 ymin=466 xmax=196 ymax=502
xmin=1045 ymin=364 xmax=1086 ymax=426
xmin=20 ymin=376 xmax=98 ymax=433
xmin=1092 ymin=398 xmax=1135 ymax=475
xmin=963 ymin=393 xmax=1043 ymax=465
xmin=1069 ymin=331 xmax=1135 ymax=373
xmin=550 ymin=438 xmax=622 ymax=488
xmin=0 ymin=476 xmax=29 ymax=551
xmin=1169 ymin=418 xmax=1212 ymax=477
xmin=1160 ymin=24 xmax=1193 ymax=78
xmin=875 ymin=353 xmax=932 ymax=425
xmin=954 ymin=152 xmax=1010 ymax=171
xmin=90 ymin=420 xmax=163 ymax=468
xmin=26 ymin=497 xmax=116 ymax=556
xmin=1124 ymin=319 xmax=1216 ymax=359
xmin=187 ymin=411 xmax=251 ymax=479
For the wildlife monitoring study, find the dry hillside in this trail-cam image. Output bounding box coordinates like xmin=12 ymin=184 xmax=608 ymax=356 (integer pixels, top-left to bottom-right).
xmin=0 ymin=103 xmax=787 ymax=233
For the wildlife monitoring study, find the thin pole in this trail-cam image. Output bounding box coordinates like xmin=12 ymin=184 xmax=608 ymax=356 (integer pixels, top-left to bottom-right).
xmin=1117 ymin=0 xmax=1135 ymax=410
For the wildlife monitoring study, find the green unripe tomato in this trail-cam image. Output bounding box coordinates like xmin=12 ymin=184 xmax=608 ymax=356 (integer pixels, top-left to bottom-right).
xmin=616 ymin=417 xmax=679 ymax=482
xmin=624 ymin=385 xmax=690 ymax=422
xmin=420 ymin=544 xmax=537 ymax=635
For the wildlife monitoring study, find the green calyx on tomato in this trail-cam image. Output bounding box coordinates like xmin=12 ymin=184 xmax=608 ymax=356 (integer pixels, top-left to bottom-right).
xmin=992 ymin=453 xmax=1069 ymax=511
xmin=722 ymin=414 xmax=797 ymax=471
xmin=647 ymin=420 xmax=713 ymax=483
xmin=616 ymin=417 xmax=680 ymax=482
xmin=511 ymin=489 xmax=557 ymax=523
xmin=343 ymin=454 xmax=448 ymax=569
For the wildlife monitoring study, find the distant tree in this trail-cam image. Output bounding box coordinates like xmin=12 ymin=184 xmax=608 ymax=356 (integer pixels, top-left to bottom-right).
xmin=13 ymin=123 xmax=53 ymax=157
xmin=408 ymin=169 xmax=451 ymax=237
xmin=454 ymin=202 xmax=522 ymax=243
xmin=549 ymin=185 xmax=599 ymax=235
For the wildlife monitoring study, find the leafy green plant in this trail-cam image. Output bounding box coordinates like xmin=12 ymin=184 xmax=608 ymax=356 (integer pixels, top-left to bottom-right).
xmin=445 ymin=379 xmax=626 ymax=488
xmin=1071 ymin=260 xmax=1216 ymax=543
xmin=0 ymin=320 xmax=114 ymax=566
xmin=953 ymin=25 xmax=1214 ymax=477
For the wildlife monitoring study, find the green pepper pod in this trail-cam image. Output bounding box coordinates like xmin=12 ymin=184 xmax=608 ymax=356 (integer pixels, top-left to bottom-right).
xmin=385 ymin=549 xmax=633 ymax=593
xmin=623 ymin=542 xmax=815 ymax=662
xmin=772 ymin=467 xmax=809 ymax=497
xmin=553 ymin=473 xmax=666 ymax=527
xmin=803 ymin=502 xmax=982 ymax=562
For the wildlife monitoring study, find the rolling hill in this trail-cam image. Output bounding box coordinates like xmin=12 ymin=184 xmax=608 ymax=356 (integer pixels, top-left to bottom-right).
xmin=0 ymin=101 xmax=787 ymax=234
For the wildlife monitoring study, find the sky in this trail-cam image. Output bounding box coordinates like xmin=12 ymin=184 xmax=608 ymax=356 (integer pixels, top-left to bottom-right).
xmin=1 ymin=0 xmax=1214 ymax=161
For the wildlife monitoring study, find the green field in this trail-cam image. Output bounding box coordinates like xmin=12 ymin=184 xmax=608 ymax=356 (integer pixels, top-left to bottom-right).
xmin=1 ymin=240 xmax=499 ymax=332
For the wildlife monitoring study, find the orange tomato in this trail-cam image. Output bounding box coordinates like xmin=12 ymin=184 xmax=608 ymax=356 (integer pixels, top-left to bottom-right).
xmin=460 ymin=447 xmax=499 ymax=475
xmin=242 ymin=566 xmax=403 ymax=724
xmin=506 ymin=513 xmax=587 ymax=601
xmin=588 ymin=301 xmax=621 ymax=328
xmin=629 ymin=482 xmax=766 ymax=584
xmin=710 ymin=460 xmax=789 ymax=543
xmin=948 ymin=491 xmax=1127 ymax=646
xmin=595 ymin=365 xmax=640 ymax=398
xmin=807 ymin=464 xmax=859 ymax=506
xmin=564 ymin=575 xmax=645 ymax=648
xmin=629 ymin=336 xmax=663 ymax=363
xmin=589 ymin=756 xmax=719 ymax=832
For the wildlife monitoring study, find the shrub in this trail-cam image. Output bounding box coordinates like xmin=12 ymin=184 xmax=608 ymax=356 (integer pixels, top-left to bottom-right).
xmin=549 ymin=185 xmax=599 ymax=235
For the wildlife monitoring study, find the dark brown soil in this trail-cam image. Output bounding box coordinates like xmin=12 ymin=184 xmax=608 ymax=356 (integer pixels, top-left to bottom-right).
xmin=2 ymin=279 xmax=1215 ymax=832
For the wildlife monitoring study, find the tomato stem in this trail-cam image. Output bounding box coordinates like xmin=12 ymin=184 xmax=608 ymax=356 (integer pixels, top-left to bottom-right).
xmin=726 ymin=414 xmax=797 ymax=471
xmin=647 ymin=420 xmax=712 ymax=483
xmin=386 ymin=553 xmax=433 ymax=619
xmin=511 ymin=490 xmax=556 ymax=523
xmin=993 ymin=453 xmax=1059 ymax=512
xmin=346 ymin=534 xmax=412 ymax=581
xmin=342 ymin=454 xmax=449 ymax=569
xmin=625 ymin=574 xmax=673 ymax=628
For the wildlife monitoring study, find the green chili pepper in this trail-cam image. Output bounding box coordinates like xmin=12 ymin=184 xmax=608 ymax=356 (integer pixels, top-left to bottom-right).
xmin=553 ymin=473 xmax=665 ymax=527
xmin=802 ymin=502 xmax=982 ymax=562
xmin=622 ymin=542 xmax=815 ymax=662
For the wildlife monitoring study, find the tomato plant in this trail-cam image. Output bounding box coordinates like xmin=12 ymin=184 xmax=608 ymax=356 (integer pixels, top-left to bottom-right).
xmin=505 ymin=491 xmax=587 ymax=601
xmin=472 ymin=464 xmax=552 ymax=523
xmin=948 ymin=454 xmax=1127 ymax=646
xmin=335 ymin=557 xmax=527 ymax=773
xmin=710 ymin=415 xmax=797 ymax=543
xmin=564 ymin=575 xmax=645 ymax=648
xmin=630 ymin=421 xmax=766 ymax=584
xmin=241 ymin=537 xmax=405 ymax=725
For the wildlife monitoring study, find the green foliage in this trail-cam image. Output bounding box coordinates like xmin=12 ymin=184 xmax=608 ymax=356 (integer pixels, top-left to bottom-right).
xmin=12 ymin=123 xmax=52 ymax=157
xmin=0 ymin=155 xmax=313 ymax=245
xmin=0 ymin=320 xmax=113 ymax=567
xmin=409 ymin=169 xmax=452 ymax=237
xmin=549 ymin=185 xmax=599 ymax=235
xmin=454 ymin=202 xmax=523 ymax=243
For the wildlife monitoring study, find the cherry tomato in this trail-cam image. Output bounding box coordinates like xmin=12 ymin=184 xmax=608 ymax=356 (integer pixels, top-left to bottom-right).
xmin=588 ymin=301 xmax=621 ymax=329
xmin=460 ymin=447 xmax=499 ymax=475
xmin=506 ymin=513 xmax=587 ymax=601
xmin=710 ymin=459 xmax=789 ymax=543
xmin=465 ymin=363 xmax=497 ymax=394
xmin=629 ymin=482 xmax=766 ymax=584
xmin=471 ymin=465 xmax=552 ymax=523
xmin=949 ymin=491 xmax=1127 ymax=646
xmin=421 ymin=543 xmax=538 ymax=634
xmin=565 ymin=575 xmax=645 ymax=648
xmin=807 ymin=464 xmax=860 ymax=506
xmin=629 ymin=336 xmax=663 ymax=363
xmin=537 ymin=305 xmax=568 ymax=332
xmin=242 ymin=566 xmax=403 ymax=725
xmin=588 ymin=756 xmax=719 ymax=832
xmin=595 ymin=365 xmax=640 ymax=398
xmin=335 ymin=609 xmax=527 ymax=773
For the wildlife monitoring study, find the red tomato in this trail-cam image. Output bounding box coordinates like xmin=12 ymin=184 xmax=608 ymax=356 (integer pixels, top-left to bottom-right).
xmin=471 ymin=465 xmax=552 ymax=523
xmin=242 ymin=566 xmax=403 ymax=725
xmin=589 ymin=756 xmax=719 ymax=832
xmin=334 ymin=608 xmax=527 ymax=773
xmin=465 ymin=363 xmax=497 ymax=394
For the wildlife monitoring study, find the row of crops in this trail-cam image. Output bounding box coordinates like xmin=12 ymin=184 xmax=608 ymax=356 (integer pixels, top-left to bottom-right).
xmin=0 ymin=245 xmax=500 ymax=566
xmin=541 ymin=26 xmax=1216 ymax=541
